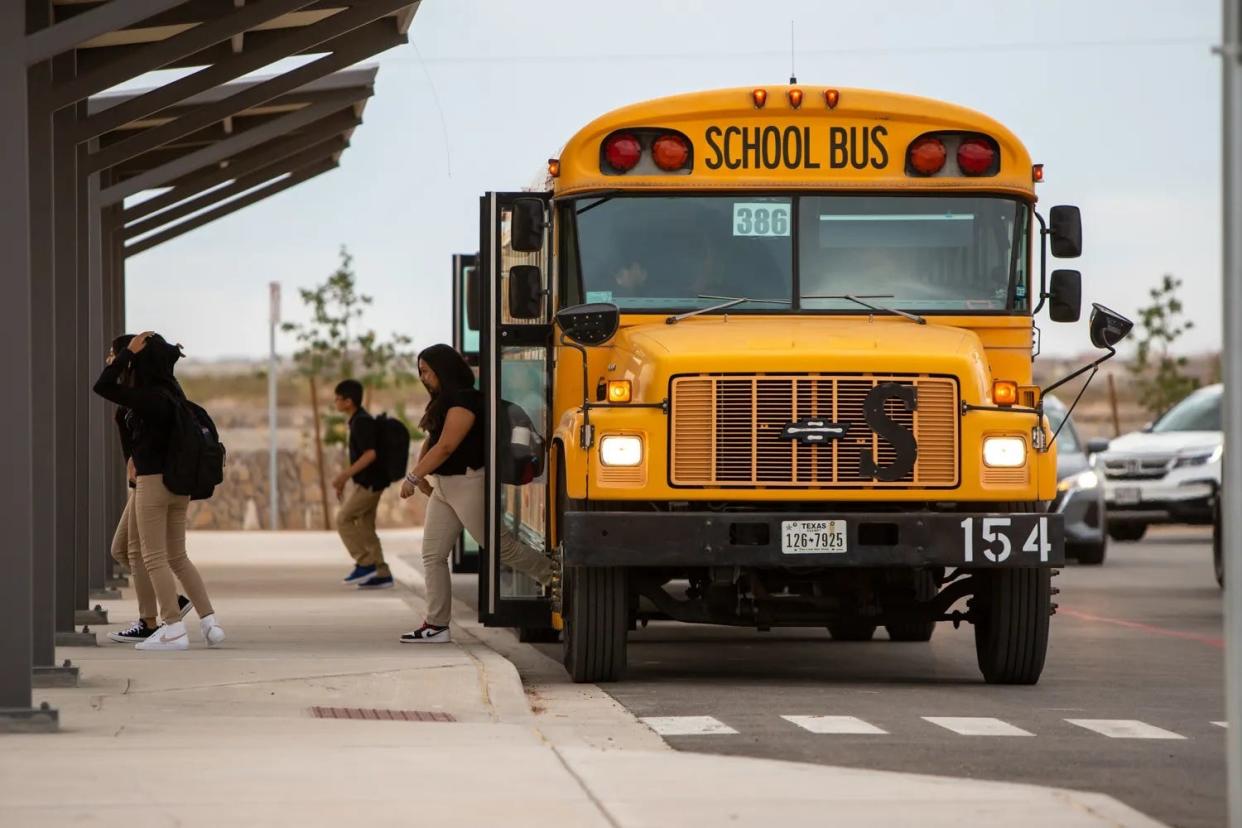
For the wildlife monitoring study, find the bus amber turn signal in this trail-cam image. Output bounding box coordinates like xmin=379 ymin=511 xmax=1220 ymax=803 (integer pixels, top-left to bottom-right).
xmin=607 ymin=380 xmax=632 ymax=403
xmin=993 ymin=380 xmax=1018 ymax=406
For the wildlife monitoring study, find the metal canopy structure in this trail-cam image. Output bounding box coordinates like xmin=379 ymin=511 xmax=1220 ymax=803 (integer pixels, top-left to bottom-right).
xmin=96 ymin=67 xmax=378 ymax=253
xmin=1 ymin=0 xmax=419 ymax=731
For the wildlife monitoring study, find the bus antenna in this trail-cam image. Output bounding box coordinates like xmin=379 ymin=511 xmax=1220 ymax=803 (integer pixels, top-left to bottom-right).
xmin=789 ymin=21 xmax=797 ymax=84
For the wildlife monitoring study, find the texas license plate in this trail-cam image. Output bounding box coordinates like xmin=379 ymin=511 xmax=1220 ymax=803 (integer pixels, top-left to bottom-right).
xmin=781 ymin=520 xmax=847 ymax=554
xmin=1113 ymin=487 xmax=1142 ymax=505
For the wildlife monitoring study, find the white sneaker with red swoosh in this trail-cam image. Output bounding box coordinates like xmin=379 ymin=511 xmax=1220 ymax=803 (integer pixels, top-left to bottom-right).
xmin=135 ymin=620 xmax=190 ymax=651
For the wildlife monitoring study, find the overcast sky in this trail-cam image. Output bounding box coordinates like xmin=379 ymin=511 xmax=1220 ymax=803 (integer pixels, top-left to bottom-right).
xmin=122 ymin=0 xmax=1224 ymax=361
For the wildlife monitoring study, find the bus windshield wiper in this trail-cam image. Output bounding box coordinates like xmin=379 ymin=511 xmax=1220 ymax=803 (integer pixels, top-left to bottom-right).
xmin=802 ymin=294 xmax=926 ymax=325
xmin=666 ymin=295 xmax=792 ymax=325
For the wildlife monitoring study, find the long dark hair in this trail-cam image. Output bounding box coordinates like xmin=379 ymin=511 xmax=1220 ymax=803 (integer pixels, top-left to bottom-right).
xmin=111 ymin=333 xmax=135 ymax=355
xmin=418 ymin=344 xmax=475 ymax=435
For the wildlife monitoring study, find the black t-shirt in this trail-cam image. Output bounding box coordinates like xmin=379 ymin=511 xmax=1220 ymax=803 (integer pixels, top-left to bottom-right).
xmin=348 ymin=408 xmax=388 ymax=491
xmin=430 ymin=388 xmax=485 ymax=476
xmin=93 ymin=350 xmax=175 ymax=476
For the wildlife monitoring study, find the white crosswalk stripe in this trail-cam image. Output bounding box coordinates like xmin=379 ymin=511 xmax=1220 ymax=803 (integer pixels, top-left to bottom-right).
xmin=1065 ymin=719 xmax=1186 ymax=740
xmin=1212 ymin=721 xmax=1228 ymax=728
xmin=783 ymin=715 xmax=888 ymax=735
xmin=923 ymin=717 xmax=1033 ymax=736
xmin=640 ymin=716 xmax=738 ymax=736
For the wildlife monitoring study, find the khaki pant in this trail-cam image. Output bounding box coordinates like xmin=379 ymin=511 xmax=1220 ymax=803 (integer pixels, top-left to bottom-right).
xmin=421 ymin=469 xmax=555 ymax=627
xmin=135 ymin=475 xmax=214 ymax=626
xmin=337 ymin=484 xmax=389 ymax=576
xmin=110 ymin=490 xmax=157 ymax=621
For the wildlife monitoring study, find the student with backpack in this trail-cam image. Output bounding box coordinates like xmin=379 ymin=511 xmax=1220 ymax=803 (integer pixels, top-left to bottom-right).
xmin=104 ymin=334 xmax=193 ymax=644
xmin=332 ymin=379 xmax=402 ymax=590
xmin=92 ymin=331 xmax=225 ymax=651
xmin=397 ymin=345 xmax=554 ymax=644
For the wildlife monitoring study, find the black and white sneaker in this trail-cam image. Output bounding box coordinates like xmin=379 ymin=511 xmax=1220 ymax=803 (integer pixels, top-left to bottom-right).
xmin=178 ymin=595 xmax=193 ymax=619
xmin=400 ymin=623 xmax=450 ymax=644
xmin=108 ymin=619 xmax=156 ymax=643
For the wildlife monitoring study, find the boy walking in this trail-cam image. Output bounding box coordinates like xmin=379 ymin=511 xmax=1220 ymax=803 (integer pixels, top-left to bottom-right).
xmin=332 ymin=379 xmax=393 ymax=589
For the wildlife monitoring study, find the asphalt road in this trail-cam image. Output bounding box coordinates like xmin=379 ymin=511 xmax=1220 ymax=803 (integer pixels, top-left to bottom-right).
xmin=436 ymin=528 xmax=1227 ymax=828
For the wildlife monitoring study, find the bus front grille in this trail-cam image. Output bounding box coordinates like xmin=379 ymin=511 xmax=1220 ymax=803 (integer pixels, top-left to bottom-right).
xmin=670 ymin=374 xmax=959 ymax=488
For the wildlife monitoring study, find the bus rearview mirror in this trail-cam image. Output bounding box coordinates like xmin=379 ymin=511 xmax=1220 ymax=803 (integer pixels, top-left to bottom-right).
xmin=465 ymin=266 xmax=481 ymax=331
xmin=511 ymin=198 xmax=546 ymax=253
xmin=1049 ymin=205 xmax=1082 ymax=258
xmin=1089 ymin=302 xmax=1133 ymax=349
xmin=1048 ymin=269 xmax=1081 ymax=323
xmin=508 ymin=265 xmax=544 ymax=320
xmin=556 ymin=302 xmax=620 ymax=346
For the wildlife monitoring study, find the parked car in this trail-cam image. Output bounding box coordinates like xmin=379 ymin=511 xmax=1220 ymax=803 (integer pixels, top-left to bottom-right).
xmin=1045 ymin=396 xmax=1108 ymax=564
xmin=1097 ymin=384 xmax=1222 ymax=542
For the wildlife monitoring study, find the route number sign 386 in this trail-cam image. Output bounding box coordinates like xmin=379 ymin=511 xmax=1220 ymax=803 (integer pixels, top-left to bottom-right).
xmin=960 ymin=516 xmax=1052 ymax=563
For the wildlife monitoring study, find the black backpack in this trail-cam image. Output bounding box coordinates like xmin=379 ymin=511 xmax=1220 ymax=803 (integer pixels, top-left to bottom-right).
xmin=498 ymin=400 xmax=544 ymax=485
xmin=374 ymin=413 xmax=412 ymax=485
xmin=163 ymin=395 xmax=226 ymax=501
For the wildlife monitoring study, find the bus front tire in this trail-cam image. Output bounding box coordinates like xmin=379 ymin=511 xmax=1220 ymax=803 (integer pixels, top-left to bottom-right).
xmin=884 ymin=570 xmax=937 ymax=642
xmin=973 ymin=568 xmax=1051 ymax=685
xmin=562 ymin=565 xmax=628 ymax=683
xmin=827 ymin=620 xmax=877 ymax=641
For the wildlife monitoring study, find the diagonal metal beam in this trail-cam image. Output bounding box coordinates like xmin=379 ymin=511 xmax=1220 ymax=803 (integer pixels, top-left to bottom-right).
xmin=125 ymin=161 xmax=338 ymax=256
xmin=25 ymin=0 xmax=189 ymax=66
xmin=123 ymin=139 xmax=346 ymax=238
xmin=49 ymin=0 xmax=322 ymax=110
xmin=100 ymin=95 xmax=365 ymax=205
xmin=120 ymin=109 xmax=358 ymax=222
xmin=85 ymin=19 xmax=398 ymax=172
xmin=74 ymin=0 xmax=408 ymax=142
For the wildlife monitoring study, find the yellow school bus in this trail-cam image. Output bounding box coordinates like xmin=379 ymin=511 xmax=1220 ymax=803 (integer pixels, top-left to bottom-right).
xmin=473 ymin=85 xmax=1130 ymax=683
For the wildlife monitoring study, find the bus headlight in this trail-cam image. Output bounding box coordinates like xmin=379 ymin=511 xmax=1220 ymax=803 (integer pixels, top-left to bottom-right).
xmin=600 ymin=435 xmax=643 ymax=466
xmin=1058 ymin=470 xmax=1099 ymax=493
xmin=983 ymin=436 xmax=1026 ymax=468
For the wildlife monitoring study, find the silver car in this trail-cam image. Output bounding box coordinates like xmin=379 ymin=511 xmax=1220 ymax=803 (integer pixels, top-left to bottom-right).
xmin=1046 ymin=396 xmax=1108 ymax=565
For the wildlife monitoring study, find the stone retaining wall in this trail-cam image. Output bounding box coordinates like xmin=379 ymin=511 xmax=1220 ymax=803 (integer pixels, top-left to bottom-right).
xmin=187 ymin=447 xmax=426 ymax=530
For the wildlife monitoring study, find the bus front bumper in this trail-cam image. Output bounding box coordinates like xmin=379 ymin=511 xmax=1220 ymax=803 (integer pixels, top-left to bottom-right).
xmin=562 ymin=510 xmax=1064 ymax=568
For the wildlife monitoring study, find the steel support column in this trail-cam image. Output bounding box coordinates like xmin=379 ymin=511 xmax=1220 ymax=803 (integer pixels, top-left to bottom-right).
xmin=1 ymin=0 xmax=57 ymax=732
xmin=27 ymin=0 xmax=56 ymax=675
xmin=1220 ymin=2 xmax=1242 ymax=824
xmin=86 ymin=164 xmax=107 ymax=601
xmin=52 ymin=52 xmax=79 ymax=637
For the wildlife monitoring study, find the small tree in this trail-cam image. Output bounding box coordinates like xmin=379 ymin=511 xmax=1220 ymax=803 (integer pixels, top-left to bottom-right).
xmin=1128 ymin=274 xmax=1199 ymax=418
xmin=282 ymin=246 xmax=420 ymax=527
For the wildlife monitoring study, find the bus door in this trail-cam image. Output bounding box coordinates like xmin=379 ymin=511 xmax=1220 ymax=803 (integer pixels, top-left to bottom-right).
xmin=479 ymin=192 xmax=554 ymax=627
xmin=451 ymin=253 xmax=481 ymax=574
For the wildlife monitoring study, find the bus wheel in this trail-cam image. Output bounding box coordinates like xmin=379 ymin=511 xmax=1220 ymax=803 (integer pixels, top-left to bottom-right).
xmin=562 ymin=565 xmax=628 ymax=682
xmin=972 ymin=568 xmax=1050 ymax=685
xmin=885 ymin=570 xmax=937 ymax=642
xmin=827 ymin=619 xmax=877 ymax=641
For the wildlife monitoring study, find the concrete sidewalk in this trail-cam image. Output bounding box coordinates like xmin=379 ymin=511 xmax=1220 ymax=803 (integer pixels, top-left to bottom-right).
xmin=0 ymin=530 xmax=1164 ymax=827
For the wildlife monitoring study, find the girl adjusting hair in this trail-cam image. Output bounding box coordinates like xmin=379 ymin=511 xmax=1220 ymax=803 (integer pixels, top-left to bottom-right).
xmin=399 ymin=344 xmax=554 ymax=643
xmin=93 ymin=332 xmax=224 ymax=651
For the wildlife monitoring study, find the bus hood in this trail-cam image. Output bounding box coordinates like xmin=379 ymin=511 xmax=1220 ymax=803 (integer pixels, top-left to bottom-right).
xmin=610 ymin=316 xmax=990 ymax=392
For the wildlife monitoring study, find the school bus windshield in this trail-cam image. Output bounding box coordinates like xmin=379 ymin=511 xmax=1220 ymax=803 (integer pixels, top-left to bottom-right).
xmin=563 ymin=194 xmax=1029 ymax=313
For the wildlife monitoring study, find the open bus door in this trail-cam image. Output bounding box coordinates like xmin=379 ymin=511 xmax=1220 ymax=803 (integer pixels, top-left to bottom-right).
xmin=450 ymin=253 xmax=481 ymax=574
xmin=479 ymin=192 xmax=556 ymax=635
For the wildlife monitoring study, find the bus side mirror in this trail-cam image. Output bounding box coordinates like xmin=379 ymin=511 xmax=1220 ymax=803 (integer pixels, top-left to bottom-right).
xmin=1048 ymin=269 xmax=1081 ymax=322
xmin=1086 ymin=437 xmax=1110 ymax=455
xmin=1089 ymin=302 xmax=1133 ymax=349
xmin=508 ymin=265 xmax=544 ymax=320
xmin=511 ymin=198 xmax=546 ymax=253
xmin=556 ymin=302 xmax=620 ymax=346
xmin=1050 ymin=205 xmax=1082 ymax=258
xmin=466 ymin=266 xmax=481 ymax=330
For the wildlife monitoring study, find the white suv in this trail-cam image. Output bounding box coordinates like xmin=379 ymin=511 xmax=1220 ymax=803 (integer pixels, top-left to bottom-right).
xmin=1097 ymin=384 xmax=1222 ymax=541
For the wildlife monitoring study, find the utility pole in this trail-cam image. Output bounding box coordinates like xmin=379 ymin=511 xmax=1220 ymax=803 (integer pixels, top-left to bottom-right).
xmin=1220 ymin=1 xmax=1241 ymax=824
xmin=269 ymin=281 xmax=281 ymax=531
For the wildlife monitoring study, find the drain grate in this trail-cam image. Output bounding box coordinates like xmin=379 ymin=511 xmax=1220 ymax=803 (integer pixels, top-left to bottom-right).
xmin=310 ymin=706 xmax=455 ymax=722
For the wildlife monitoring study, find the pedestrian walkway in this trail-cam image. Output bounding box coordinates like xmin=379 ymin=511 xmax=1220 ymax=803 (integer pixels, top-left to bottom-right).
xmin=643 ymin=714 xmax=1225 ymax=740
xmin=0 ymin=530 xmax=1167 ymax=828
